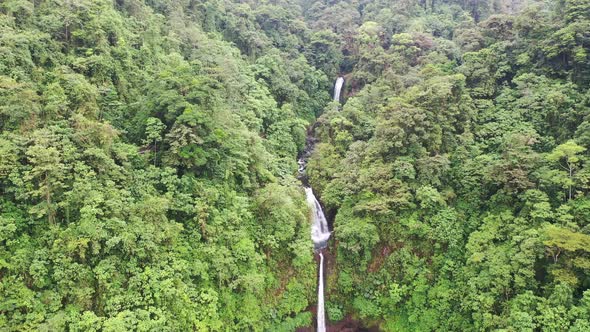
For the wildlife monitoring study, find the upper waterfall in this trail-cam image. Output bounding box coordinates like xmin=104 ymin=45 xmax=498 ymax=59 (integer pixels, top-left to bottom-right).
xmin=333 ymin=77 xmax=344 ymax=102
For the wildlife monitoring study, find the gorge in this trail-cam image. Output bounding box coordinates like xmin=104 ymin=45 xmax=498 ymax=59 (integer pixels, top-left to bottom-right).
xmin=299 ymin=77 xmax=344 ymax=331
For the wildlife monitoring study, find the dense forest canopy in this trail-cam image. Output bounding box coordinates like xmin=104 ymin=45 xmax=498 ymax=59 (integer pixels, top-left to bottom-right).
xmin=1 ymin=0 xmax=590 ymax=331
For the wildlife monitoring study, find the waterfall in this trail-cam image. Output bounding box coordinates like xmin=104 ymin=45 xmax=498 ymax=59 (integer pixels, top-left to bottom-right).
xmin=304 ymin=187 xmax=330 ymax=331
xmin=298 ymin=77 xmax=339 ymax=332
xmin=333 ymin=77 xmax=344 ymax=102
xmin=317 ymin=252 xmax=326 ymax=332
xmin=306 ymin=187 xmax=331 ymax=250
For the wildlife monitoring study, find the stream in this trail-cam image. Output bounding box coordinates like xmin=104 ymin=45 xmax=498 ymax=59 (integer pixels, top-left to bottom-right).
xmin=298 ymin=77 xmax=344 ymax=332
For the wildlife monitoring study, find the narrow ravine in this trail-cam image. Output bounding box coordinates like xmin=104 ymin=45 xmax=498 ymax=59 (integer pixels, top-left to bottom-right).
xmin=298 ymin=76 xmax=344 ymax=332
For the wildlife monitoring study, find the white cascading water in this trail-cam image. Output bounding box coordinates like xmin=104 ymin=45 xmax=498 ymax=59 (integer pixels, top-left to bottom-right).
xmin=317 ymin=252 xmax=326 ymax=332
xmin=303 ymin=187 xmax=330 ymax=332
xmin=306 ymin=187 xmax=331 ymax=251
xmin=334 ymin=77 xmax=344 ymax=103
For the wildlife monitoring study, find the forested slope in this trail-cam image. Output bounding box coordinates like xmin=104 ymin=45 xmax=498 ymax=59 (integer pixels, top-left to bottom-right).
xmin=0 ymin=0 xmax=331 ymax=330
xmin=1 ymin=0 xmax=590 ymax=331
xmin=303 ymin=0 xmax=590 ymax=330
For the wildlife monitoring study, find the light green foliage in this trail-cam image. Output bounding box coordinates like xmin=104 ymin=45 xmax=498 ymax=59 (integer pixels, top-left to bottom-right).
xmin=144 ymin=117 xmax=165 ymax=165
xmin=0 ymin=0 xmax=321 ymax=330
xmin=326 ymin=301 xmax=344 ymax=322
xmin=546 ymin=140 xmax=587 ymax=199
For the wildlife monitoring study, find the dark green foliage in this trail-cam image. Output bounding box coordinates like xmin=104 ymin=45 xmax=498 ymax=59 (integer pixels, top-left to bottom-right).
xmin=302 ymin=0 xmax=590 ymax=330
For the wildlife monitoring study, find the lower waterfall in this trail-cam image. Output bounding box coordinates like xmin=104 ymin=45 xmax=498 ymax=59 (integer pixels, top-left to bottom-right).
xmin=303 ymin=186 xmax=330 ymax=332
xmin=317 ymin=252 xmax=326 ymax=332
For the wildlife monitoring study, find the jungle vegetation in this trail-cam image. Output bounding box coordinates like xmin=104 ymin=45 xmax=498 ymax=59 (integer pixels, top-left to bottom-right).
xmin=1 ymin=0 xmax=589 ymax=331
